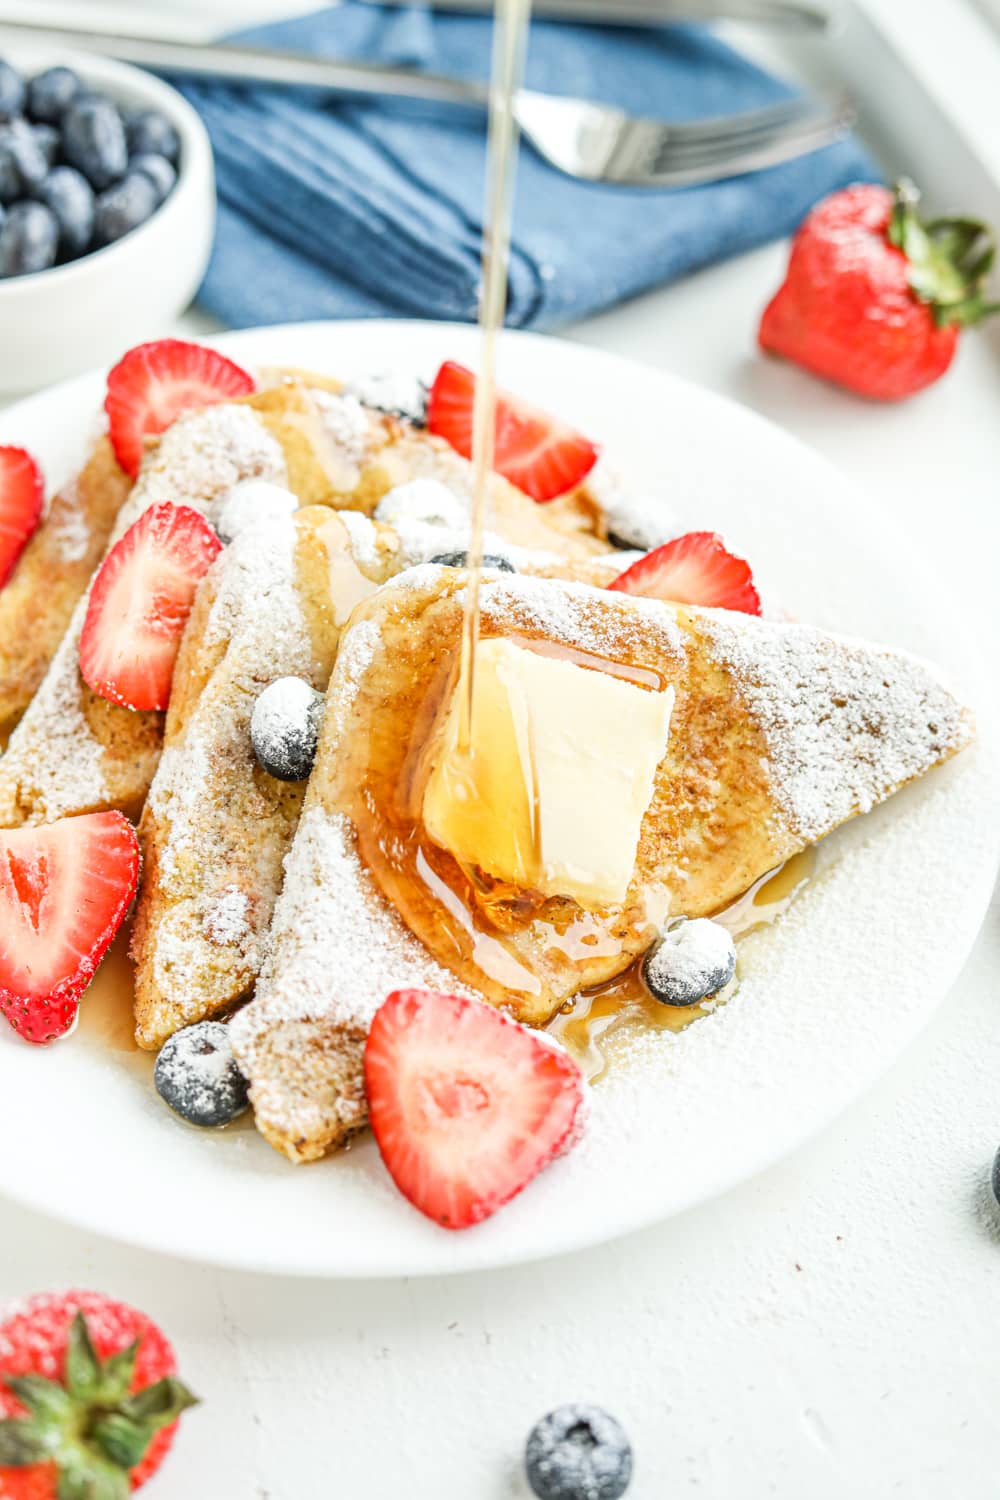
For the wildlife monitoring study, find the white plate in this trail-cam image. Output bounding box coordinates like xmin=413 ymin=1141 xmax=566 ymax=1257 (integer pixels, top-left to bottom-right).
xmin=0 ymin=320 xmax=996 ymax=1278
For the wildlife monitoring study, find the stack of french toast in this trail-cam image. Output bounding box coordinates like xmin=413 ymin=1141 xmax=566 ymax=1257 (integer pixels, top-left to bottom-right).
xmin=0 ymin=339 xmax=973 ymax=1230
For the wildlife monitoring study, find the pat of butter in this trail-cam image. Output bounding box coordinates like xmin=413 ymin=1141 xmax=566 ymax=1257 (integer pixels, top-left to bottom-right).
xmin=423 ymin=637 xmax=674 ymax=909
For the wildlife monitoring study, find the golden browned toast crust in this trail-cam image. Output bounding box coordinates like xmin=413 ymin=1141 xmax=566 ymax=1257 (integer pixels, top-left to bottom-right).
xmin=0 ymin=438 xmax=132 ymax=745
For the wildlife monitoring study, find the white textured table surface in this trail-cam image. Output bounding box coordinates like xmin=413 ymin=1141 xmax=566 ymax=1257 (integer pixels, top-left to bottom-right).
xmin=2 ymin=2 xmax=1000 ymax=1494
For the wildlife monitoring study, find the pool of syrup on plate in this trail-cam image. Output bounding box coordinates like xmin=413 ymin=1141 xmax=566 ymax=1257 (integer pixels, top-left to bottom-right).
xmin=550 ymin=848 xmax=817 ymax=1082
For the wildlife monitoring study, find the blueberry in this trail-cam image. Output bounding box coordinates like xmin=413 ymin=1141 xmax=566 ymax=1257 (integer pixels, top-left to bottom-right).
xmin=642 ymin=917 xmax=736 ymax=1007
xmin=154 ymin=1021 xmax=250 ymax=1128
xmin=345 ymin=371 xmax=429 ymax=427
xmin=992 ymin=1146 xmax=1000 ymax=1208
xmin=0 ymin=201 xmax=59 ymax=277
xmin=63 ymin=96 xmax=127 ymax=191
xmin=31 ymin=123 xmax=61 ymax=170
xmin=93 ymin=170 xmax=158 ymax=246
xmin=125 ymin=108 xmax=180 ymax=165
xmin=128 ymin=150 xmax=176 ymax=206
xmin=215 ymin=478 xmax=297 ymax=544
xmin=27 ymin=66 xmax=82 ymax=124
xmin=36 ymin=166 xmax=95 ymax=259
xmin=526 ymin=1406 xmax=633 ymax=1500
xmin=0 ymin=60 xmax=25 ymax=123
xmin=429 ymin=550 xmax=516 ymax=572
xmin=251 ymin=677 xmax=324 ymax=782
xmin=0 ymin=120 xmax=49 ymax=202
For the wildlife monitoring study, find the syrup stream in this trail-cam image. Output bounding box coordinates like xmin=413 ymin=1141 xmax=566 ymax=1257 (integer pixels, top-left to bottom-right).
xmin=457 ymin=0 xmax=533 ymax=753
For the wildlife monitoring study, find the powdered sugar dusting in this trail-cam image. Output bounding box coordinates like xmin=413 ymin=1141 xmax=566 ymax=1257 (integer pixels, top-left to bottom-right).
xmin=231 ymin=806 xmax=480 ymax=1055
xmin=203 ymin=887 xmax=251 ymax=947
xmin=478 ymin=572 xmax=686 ymax=658
xmin=699 ymin=611 xmax=974 ymax=841
xmin=586 ymin=459 xmax=679 ymax=551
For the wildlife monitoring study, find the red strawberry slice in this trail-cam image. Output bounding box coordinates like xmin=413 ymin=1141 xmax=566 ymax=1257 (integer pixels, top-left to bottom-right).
xmin=610 ymin=530 xmax=762 ymax=615
xmin=427 ymin=360 xmax=599 ymax=503
xmin=0 ymin=811 xmax=140 ymax=1044
xmin=0 ymin=446 xmax=44 ymax=589
xmin=79 ymin=501 xmax=222 ymax=712
xmin=105 ymin=339 xmax=256 ymax=478
xmin=365 ymin=989 xmax=586 ymax=1229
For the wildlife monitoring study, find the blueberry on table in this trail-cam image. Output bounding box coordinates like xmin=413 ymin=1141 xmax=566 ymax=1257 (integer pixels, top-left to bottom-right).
xmin=63 ymin=95 xmax=128 ymax=191
xmin=37 ymin=166 xmax=95 ymax=259
xmin=0 ymin=120 xmax=50 ymax=200
xmin=0 ymin=200 xmax=59 ymax=277
xmin=251 ymin=676 xmax=324 ymax=782
xmin=31 ymin=122 xmax=61 ymax=169
xmin=155 ymin=1020 xmax=250 ymax=1128
xmin=93 ymin=170 xmax=159 ymax=246
xmin=429 ymin=550 xmax=516 ymax=572
xmin=27 ymin=65 xmax=82 ymax=124
xmin=642 ymin=916 xmax=736 ymax=1007
xmin=125 ymin=107 xmax=180 ymax=165
xmin=0 ymin=59 xmax=25 ymax=122
xmin=526 ymin=1405 xmax=633 ymax=1500
xmin=129 ymin=150 xmax=177 ymax=206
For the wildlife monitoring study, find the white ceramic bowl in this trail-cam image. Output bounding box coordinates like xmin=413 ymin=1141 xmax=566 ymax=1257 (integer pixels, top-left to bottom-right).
xmin=0 ymin=49 xmax=215 ymax=395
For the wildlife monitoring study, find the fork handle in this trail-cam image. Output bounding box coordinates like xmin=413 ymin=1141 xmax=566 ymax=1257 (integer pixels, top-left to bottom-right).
xmin=0 ymin=18 xmax=490 ymax=110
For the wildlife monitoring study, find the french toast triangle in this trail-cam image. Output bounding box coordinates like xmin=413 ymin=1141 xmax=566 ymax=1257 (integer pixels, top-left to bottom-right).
xmin=231 ymin=567 xmax=973 ymax=1165
xmin=0 ymin=377 xmax=614 ymax=833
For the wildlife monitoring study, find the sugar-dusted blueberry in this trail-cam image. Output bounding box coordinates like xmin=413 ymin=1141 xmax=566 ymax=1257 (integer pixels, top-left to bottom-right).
xmin=37 ymin=166 xmax=95 ymax=259
xmin=215 ymin=478 xmax=297 ymax=544
xmin=250 ymin=676 xmax=324 ymax=782
xmin=129 ymin=150 xmax=176 ymax=206
xmin=526 ymin=1405 xmax=633 ymax=1500
xmin=0 ymin=120 xmax=49 ymax=200
xmin=63 ymin=95 xmax=128 ymax=190
xmin=154 ymin=1020 xmax=250 ymax=1128
xmin=0 ymin=200 xmax=59 ymax=278
xmin=429 ymin=550 xmax=516 ymax=572
xmin=27 ymin=65 xmax=82 ymax=124
xmin=345 ymin=370 xmax=429 ymax=427
xmin=642 ymin=916 xmax=736 ymax=1007
xmin=31 ymin=123 xmax=61 ymax=170
xmin=0 ymin=59 xmax=25 ymax=123
xmin=125 ymin=107 xmax=180 ymax=165
xmin=93 ymin=170 xmax=158 ymax=246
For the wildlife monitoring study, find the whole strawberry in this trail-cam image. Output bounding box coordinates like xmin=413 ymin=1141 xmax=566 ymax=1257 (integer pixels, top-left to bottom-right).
xmin=759 ymin=181 xmax=998 ymax=400
xmin=0 ymin=1290 xmax=197 ymax=1498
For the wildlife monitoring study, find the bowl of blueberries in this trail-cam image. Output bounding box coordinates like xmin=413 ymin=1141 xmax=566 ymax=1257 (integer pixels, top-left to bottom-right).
xmin=0 ymin=49 xmax=214 ymax=393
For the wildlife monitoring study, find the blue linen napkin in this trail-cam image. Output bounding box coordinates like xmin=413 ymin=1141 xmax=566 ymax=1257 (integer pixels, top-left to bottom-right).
xmin=176 ymin=3 xmax=879 ymax=329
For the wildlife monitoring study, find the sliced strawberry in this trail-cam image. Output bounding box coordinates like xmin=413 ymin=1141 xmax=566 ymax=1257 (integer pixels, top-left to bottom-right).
xmin=0 ymin=446 xmax=44 ymax=589
xmin=610 ymin=530 xmax=762 ymax=615
xmin=0 ymin=811 xmax=140 ymax=1043
xmin=365 ymin=989 xmax=586 ymax=1229
xmin=79 ymin=501 xmax=222 ymax=712
xmin=427 ymin=360 xmax=599 ymax=503
xmin=105 ymin=339 xmax=256 ymax=478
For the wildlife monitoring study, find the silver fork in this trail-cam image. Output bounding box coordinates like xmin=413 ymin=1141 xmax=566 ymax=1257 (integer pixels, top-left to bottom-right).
xmin=0 ymin=16 xmax=854 ymax=187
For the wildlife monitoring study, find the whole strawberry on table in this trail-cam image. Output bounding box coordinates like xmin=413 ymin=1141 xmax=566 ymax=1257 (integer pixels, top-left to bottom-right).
xmin=0 ymin=1290 xmax=196 ymax=1498
xmin=759 ymin=180 xmax=998 ymax=399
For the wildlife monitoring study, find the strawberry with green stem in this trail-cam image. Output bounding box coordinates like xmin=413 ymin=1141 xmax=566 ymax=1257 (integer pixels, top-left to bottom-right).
xmin=759 ymin=180 xmax=999 ymax=400
xmin=0 ymin=1290 xmax=197 ymax=1498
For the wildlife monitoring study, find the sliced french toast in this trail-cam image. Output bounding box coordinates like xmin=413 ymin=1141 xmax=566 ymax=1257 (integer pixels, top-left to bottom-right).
xmin=231 ymin=568 xmax=973 ymax=1163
